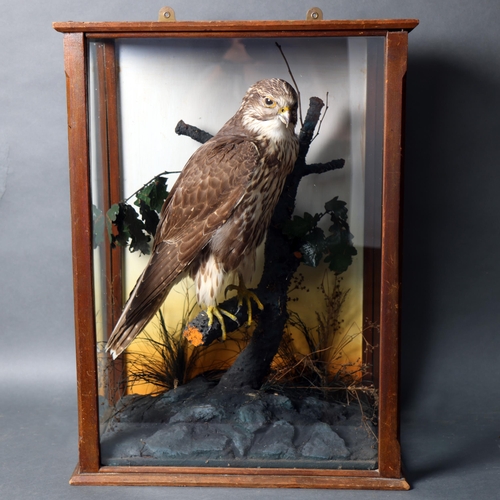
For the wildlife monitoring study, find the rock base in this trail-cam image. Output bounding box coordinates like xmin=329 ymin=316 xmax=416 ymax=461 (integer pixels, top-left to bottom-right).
xmin=101 ymin=376 xmax=377 ymax=469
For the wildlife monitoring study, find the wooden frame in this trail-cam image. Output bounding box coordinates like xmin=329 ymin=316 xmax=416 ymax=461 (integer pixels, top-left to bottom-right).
xmin=54 ymin=17 xmax=417 ymax=490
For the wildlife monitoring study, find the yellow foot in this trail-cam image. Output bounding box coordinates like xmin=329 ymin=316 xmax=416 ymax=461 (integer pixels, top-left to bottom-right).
xmin=225 ymin=282 xmax=264 ymax=327
xmin=206 ymin=305 xmax=238 ymax=341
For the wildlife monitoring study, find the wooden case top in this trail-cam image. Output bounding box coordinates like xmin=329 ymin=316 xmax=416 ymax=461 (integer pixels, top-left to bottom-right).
xmin=53 ymin=19 xmax=419 ymax=36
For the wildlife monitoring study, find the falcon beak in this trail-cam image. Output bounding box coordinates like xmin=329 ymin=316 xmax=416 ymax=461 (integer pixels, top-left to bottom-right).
xmin=278 ymin=106 xmax=291 ymax=127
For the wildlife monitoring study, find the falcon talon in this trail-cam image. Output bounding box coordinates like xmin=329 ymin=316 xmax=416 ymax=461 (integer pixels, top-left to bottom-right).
xmin=207 ymin=305 xmax=239 ymax=341
xmin=224 ymin=283 xmax=241 ymax=303
xmin=224 ymin=279 xmax=264 ymax=328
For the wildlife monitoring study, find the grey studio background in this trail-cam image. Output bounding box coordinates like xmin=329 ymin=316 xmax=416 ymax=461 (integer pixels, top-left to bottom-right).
xmin=0 ymin=1 xmax=499 ymax=499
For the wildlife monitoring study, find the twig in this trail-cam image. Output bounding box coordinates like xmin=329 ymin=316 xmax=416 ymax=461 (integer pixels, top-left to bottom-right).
xmin=275 ymin=42 xmax=303 ymax=127
xmin=124 ymin=170 xmax=181 ymax=204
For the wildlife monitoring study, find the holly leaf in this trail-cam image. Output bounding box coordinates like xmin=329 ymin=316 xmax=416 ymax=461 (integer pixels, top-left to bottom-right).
xmin=324 ymin=217 xmax=357 ymax=274
xmin=135 ymin=176 xmax=169 ymax=213
xmin=324 ymin=196 xmax=348 ymax=220
xmin=137 ymin=199 xmax=160 ymax=236
xmin=284 ymin=195 xmax=357 ymax=274
xmin=282 ymin=212 xmax=320 ymax=239
xmin=325 ymin=198 xmax=357 ymax=274
xmin=110 ymin=202 xmax=151 ymax=254
xmin=324 ymin=240 xmax=357 ymax=274
xmin=106 ymin=203 xmax=120 ymax=242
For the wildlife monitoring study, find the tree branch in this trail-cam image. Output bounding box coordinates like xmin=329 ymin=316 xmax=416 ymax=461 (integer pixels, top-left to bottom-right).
xmin=175 ymin=120 xmax=213 ymax=144
xmin=299 ymin=159 xmax=345 ymax=176
xmin=298 ymin=97 xmax=325 ymax=160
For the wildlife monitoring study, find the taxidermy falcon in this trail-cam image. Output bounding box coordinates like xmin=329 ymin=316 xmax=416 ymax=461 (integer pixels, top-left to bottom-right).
xmin=106 ymin=78 xmax=299 ymax=359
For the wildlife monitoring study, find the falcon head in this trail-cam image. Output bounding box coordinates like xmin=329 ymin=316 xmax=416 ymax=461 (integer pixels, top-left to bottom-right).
xmin=234 ymin=78 xmax=299 ymax=139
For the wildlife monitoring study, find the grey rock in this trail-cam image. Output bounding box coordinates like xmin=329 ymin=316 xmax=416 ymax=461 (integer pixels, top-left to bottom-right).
xmin=111 ymin=395 xmax=153 ymax=423
xmin=170 ymin=404 xmax=224 ymax=423
xmin=235 ymin=401 xmax=269 ymax=432
xmin=158 ymin=376 xmax=213 ymax=405
xmin=218 ymin=424 xmax=253 ymax=458
xmin=299 ymin=422 xmax=350 ymax=459
xmin=298 ymin=396 xmax=329 ymax=420
xmin=249 ymin=420 xmax=296 ymax=459
xmin=101 ymin=423 xmax=163 ymax=460
xmin=262 ymin=393 xmax=297 ymax=423
xmin=143 ymin=423 xmax=232 ymax=459
xmin=265 ymin=393 xmax=294 ymax=410
xmin=334 ymin=423 xmax=378 ymax=460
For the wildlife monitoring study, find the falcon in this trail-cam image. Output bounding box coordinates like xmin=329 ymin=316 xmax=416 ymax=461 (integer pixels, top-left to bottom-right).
xmin=106 ymin=78 xmax=299 ymax=359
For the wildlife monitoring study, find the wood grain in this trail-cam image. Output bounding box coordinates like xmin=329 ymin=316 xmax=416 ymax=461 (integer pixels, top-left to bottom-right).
xmin=70 ymin=465 xmax=410 ymax=489
xmin=53 ymin=19 xmax=419 ymax=34
xmin=63 ymin=32 xmax=100 ymax=473
xmin=377 ymin=31 xmax=409 ymax=478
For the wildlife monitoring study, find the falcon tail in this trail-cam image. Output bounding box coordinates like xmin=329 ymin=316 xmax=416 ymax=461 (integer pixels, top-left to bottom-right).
xmin=105 ymin=269 xmax=173 ymax=360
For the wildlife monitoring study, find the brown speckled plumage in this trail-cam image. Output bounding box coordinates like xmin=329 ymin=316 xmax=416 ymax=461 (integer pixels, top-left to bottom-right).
xmin=106 ymin=78 xmax=299 ymax=358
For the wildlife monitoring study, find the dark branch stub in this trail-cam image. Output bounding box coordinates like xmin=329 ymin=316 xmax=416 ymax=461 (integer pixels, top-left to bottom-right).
xmin=175 ymin=120 xmax=213 ymax=144
xmin=176 ymin=96 xmax=346 ymax=390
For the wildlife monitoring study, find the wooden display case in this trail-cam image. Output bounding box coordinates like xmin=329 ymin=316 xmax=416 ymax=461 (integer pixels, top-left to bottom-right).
xmin=54 ymin=9 xmax=417 ymax=490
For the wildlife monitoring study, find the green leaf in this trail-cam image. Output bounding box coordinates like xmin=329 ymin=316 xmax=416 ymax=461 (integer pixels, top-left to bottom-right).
xmin=135 ymin=176 xmax=169 ymax=213
xmin=282 ymin=212 xmax=320 ymax=239
xmin=324 ymin=196 xmax=348 ymax=220
xmin=137 ymin=199 xmax=160 ymax=236
xmin=284 ymin=195 xmax=357 ymax=274
xmin=106 ymin=203 xmax=120 ymax=242
xmin=324 ymin=230 xmax=340 ymax=247
xmin=110 ymin=202 xmax=151 ymax=255
xmin=324 ymin=242 xmax=357 ymax=274
xmin=107 ymin=203 xmax=120 ymax=222
xmin=100 ymin=175 xmax=170 ymax=255
xmin=323 ymin=222 xmax=357 ymax=274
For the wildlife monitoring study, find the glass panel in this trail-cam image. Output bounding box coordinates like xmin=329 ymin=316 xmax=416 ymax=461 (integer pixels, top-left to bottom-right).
xmin=88 ymin=36 xmax=385 ymax=470
xmin=88 ymin=41 xmax=112 ymax=406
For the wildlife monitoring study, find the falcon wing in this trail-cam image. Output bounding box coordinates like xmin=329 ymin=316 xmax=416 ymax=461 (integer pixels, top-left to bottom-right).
xmin=106 ymin=135 xmax=259 ymax=358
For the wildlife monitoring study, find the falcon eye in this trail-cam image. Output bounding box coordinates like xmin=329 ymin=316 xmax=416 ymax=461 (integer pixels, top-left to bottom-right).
xmin=264 ymin=97 xmax=276 ymax=107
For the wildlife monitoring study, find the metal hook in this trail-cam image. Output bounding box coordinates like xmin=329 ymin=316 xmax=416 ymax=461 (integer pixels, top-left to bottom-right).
xmin=158 ymin=6 xmax=176 ymax=22
xmin=306 ymin=7 xmax=324 ymax=21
